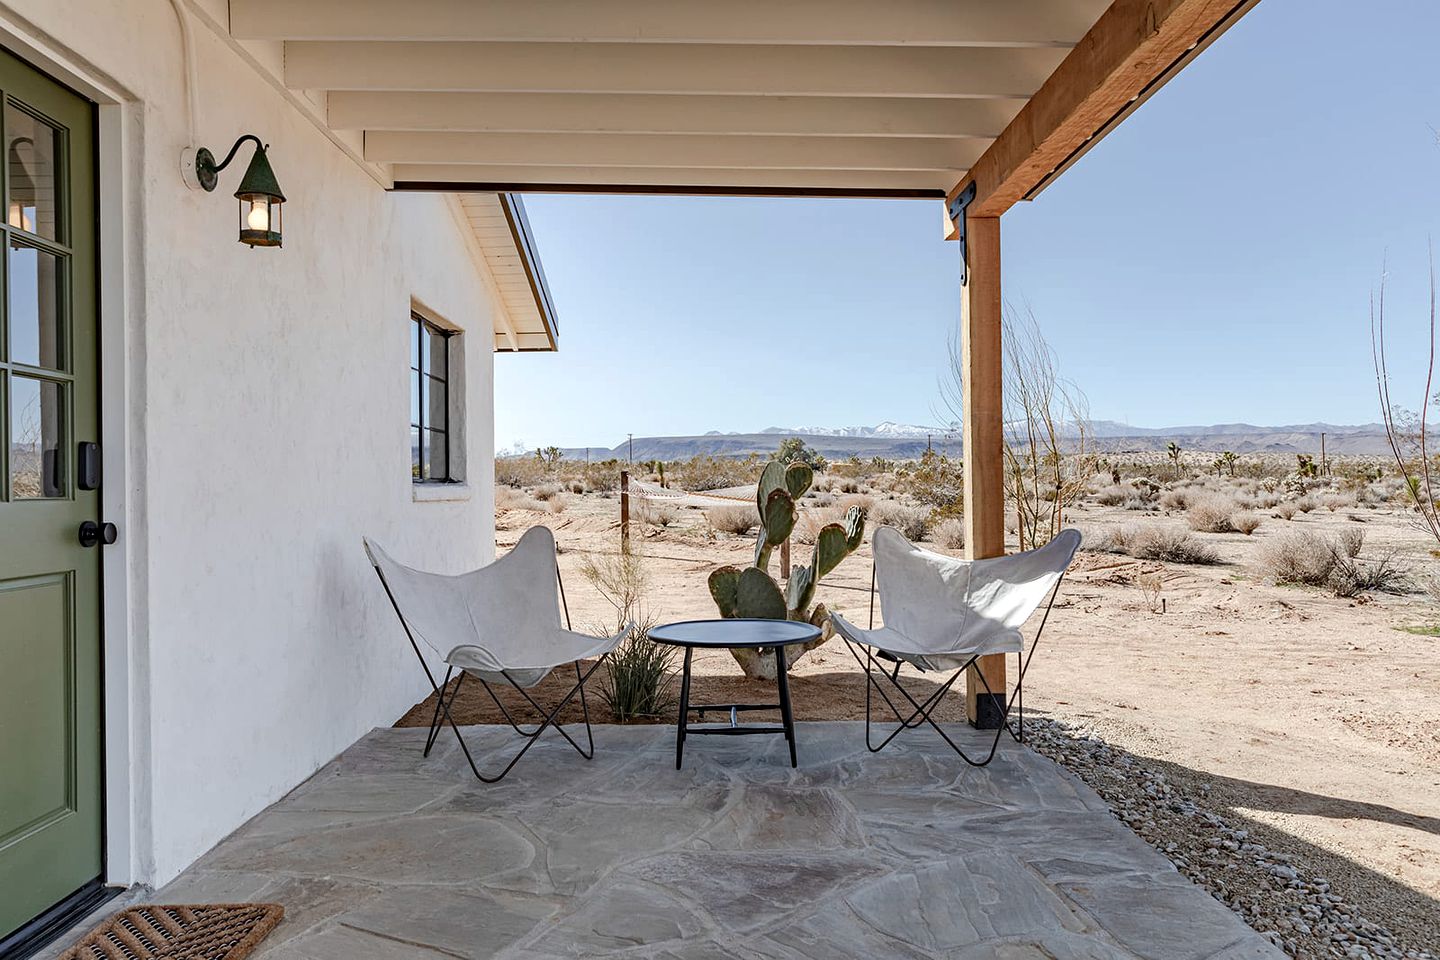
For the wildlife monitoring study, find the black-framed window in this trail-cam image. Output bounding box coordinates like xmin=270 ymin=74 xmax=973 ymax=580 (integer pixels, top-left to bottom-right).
xmin=410 ymin=313 xmax=452 ymax=482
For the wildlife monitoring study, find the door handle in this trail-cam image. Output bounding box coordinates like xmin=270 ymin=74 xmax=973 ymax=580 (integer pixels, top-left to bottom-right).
xmin=78 ymin=521 xmax=118 ymax=548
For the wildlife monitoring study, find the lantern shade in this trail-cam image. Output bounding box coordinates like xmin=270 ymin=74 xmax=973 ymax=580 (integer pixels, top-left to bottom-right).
xmin=234 ymin=144 xmax=285 ymax=203
xmin=234 ymin=144 xmax=284 ymax=247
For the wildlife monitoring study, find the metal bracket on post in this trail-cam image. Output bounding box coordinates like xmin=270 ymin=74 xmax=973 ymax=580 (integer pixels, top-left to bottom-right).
xmin=948 ymin=181 xmax=977 ymax=284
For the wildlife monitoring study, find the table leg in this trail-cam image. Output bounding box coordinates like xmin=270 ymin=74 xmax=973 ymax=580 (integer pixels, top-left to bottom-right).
xmin=676 ymin=647 xmax=693 ymax=770
xmin=774 ymin=645 xmax=797 ymax=768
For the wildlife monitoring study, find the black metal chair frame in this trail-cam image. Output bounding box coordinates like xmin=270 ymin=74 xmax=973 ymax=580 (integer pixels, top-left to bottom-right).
xmin=840 ymin=562 xmax=1066 ymax=767
xmin=373 ymin=557 xmax=607 ymax=783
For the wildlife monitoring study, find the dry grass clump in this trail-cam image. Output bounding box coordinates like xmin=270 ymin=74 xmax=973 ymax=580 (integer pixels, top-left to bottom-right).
xmin=1322 ymin=494 xmax=1356 ymax=512
xmin=1274 ymin=502 xmax=1298 ymax=521
xmin=871 ymin=500 xmax=929 ymax=541
xmin=494 ymin=455 xmax=548 ymax=488
xmin=635 ymin=498 xmax=681 ymax=528
xmin=1092 ymin=524 xmax=1220 ymax=565
xmin=1336 ymin=527 xmax=1365 ymax=559
xmin=495 ymin=486 xmax=549 ymax=513
xmin=933 ymin=517 xmax=966 ymax=551
xmin=838 ymin=493 xmax=875 ymax=515
xmin=1260 ymin=531 xmax=1336 ymax=586
xmin=674 ymin=453 xmax=757 ymax=492
xmin=705 ymin=503 xmax=758 ymax=536
xmin=1094 ymin=484 xmax=1131 ymax=506
xmin=1259 ymin=531 xmax=1406 ymax=596
xmin=1230 ymin=512 xmax=1262 ymax=535
xmin=793 ymin=505 xmax=843 ymax=544
xmin=1159 ymin=488 xmax=1191 ymax=511
xmin=1295 ymin=495 xmax=1318 ymax=513
xmin=533 ymin=482 xmax=564 ymax=501
xmin=1185 ymin=495 xmax=1241 ymax=533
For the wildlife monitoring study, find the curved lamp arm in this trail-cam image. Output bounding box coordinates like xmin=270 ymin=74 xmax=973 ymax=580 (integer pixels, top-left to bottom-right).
xmin=194 ymin=134 xmax=265 ymax=193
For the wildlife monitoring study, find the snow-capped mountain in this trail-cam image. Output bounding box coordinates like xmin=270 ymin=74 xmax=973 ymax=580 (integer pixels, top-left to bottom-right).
xmin=758 ymin=421 xmax=947 ymax=439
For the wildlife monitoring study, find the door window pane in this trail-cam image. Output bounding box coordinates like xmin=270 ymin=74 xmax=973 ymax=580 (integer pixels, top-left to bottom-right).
xmin=5 ymin=103 xmax=59 ymax=241
xmin=9 ymin=240 xmax=62 ymax=369
xmin=10 ymin=375 xmax=65 ymax=498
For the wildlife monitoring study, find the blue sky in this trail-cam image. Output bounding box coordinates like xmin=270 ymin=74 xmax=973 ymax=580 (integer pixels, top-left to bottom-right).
xmin=498 ymin=0 xmax=1440 ymax=453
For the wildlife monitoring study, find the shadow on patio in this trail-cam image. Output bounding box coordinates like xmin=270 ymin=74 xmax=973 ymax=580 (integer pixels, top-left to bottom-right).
xmin=133 ymin=722 xmax=1279 ymax=959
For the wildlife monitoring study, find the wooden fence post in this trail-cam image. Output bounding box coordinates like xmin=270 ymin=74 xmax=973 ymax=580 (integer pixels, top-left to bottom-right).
xmin=620 ymin=470 xmax=630 ymax=551
xmin=780 ymin=534 xmax=791 ymax=574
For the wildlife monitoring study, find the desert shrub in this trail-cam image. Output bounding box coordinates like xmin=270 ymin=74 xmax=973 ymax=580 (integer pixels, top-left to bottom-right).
xmin=773 ymin=436 xmax=828 ymax=471
xmin=706 ymin=503 xmax=759 ymax=536
xmin=533 ymin=483 xmax=563 ymax=501
xmin=1260 ymin=532 xmax=1337 ymax=586
xmin=902 ymin=449 xmax=964 ymax=514
xmin=582 ymin=462 xmax=621 ymax=493
xmin=1322 ymin=494 xmax=1356 ymax=512
xmin=1094 ymin=524 xmax=1219 ymax=565
xmin=1231 ymin=512 xmax=1262 ymax=535
xmin=675 ymin=454 xmax=756 ymax=491
xmin=1274 ymin=502 xmax=1298 ymax=521
xmin=809 ymin=493 xmax=835 ymax=507
xmin=1336 ymin=527 xmax=1365 ymax=559
xmin=635 ymin=498 xmax=681 ymax=528
xmin=1185 ymin=495 xmax=1239 ymax=533
xmin=1095 ymin=484 xmax=1131 ymax=506
xmin=1295 ymin=495 xmax=1318 ymax=513
xmin=545 ymin=493 xmax=568 ymax=514
xmin=871 ymin=501 xmax=930 ymax=541
xmin=495 ymin=486 xmax=545 ymax=512
xmin=1159 ymin=488 xmax=1190 ymax=511
xmin=495 ymin=455 xmax=547 ymax=488
xmin=933 ymin=517 xmax=966 ymax=551
xmin=1329 ymin=551 xmax=1410 ymax=598
xmin=568 ymin=480 xmax=586 ymax=494
xmin=599 ymin=621 xmax=678 ymax=722
xmin=838 ymin=479 xmax=860 ymax=494
xmin=793 ymin=506 xmax=843 ymax=544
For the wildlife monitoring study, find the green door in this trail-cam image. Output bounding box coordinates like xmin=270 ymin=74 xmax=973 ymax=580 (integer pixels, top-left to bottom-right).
xmin=0 ymin=47 xmax=101 ymax=941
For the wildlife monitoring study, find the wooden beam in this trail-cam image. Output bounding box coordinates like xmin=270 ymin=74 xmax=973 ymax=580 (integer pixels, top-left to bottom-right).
xmin=960 ymin=216 xmax=1007 ymax=728
xmin=945 ymin=0 xmax=1258 ymax=226
xmin=285 ymin=42 xmax=1067 ymax=99
xmin=235 ymin=0 xmax=1107 ymax=46
xmin=330 ymin=92 xmax=1026 ymax=139
xmin=390 ymin=164 xmax=955 ymax=194
xmin=365 ymin=131 xmax=986 ymax=172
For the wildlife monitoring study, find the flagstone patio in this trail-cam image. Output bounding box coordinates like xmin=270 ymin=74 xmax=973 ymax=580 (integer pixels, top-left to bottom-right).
xmin=141 ymin=723 xmax=1280 ymax=959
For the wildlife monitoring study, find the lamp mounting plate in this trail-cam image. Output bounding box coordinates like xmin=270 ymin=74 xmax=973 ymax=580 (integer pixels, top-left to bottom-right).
xmin=194 ymin=146 xmax=219 ymax=192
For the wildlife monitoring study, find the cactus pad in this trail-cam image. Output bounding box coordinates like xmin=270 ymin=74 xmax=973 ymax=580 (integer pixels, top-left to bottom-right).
xmin=784 ymin=462 xmax=814 ymax=499
xmin=812 ymin=523 xmax=849 ymax=580
xmin=708 ymin=566 xmax=743 ymax=619
xmin=844 ymin=504 xmax=866 ymax=552
xmin=784 ymin=563 xmax=815 ymax=614
xmin=735 ymin=566 xmax=787 ymax=619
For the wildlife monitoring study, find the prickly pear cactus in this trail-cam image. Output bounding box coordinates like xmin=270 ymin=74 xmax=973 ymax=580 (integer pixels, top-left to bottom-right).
xmin=705 ymin=459 xmax=867 ymax=680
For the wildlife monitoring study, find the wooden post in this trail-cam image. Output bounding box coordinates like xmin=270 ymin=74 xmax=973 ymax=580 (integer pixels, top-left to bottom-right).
xmin=620 ymin=470 xmax=630 ymax=551
xmin=780 ymin=535 xmax=791 ymax=574
xmin=961 ymin=215 xmax=1007 ymax=729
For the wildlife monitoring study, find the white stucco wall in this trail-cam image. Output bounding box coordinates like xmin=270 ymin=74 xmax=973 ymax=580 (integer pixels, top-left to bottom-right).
xmin=1 ymin=1 xmax=499 ymax=884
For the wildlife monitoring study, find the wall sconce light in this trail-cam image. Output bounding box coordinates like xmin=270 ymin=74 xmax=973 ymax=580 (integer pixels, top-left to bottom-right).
xmin=193 ymin=135 xmax=285 ymax=247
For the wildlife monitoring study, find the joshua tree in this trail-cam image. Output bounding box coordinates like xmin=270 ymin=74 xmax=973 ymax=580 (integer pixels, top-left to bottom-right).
xmin=1296 ymin=453 xmax=1318 ymax=479
xmin=1167 ymin=441 xmax=1183 ymax=479
xmin=535 ymin=445 xmax=564 ymax=469
xmin=1211 ymin=456 xmax=1225 ymax=478
xmin=1221 ymin=450 xmax=1238 ymax=477
xmin=707 ymin=460 xmax=865 ymax=680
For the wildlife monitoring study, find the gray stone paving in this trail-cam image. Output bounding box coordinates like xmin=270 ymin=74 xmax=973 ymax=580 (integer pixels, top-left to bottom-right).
xmin=146 ymin=723 xmax=1282 ymax=959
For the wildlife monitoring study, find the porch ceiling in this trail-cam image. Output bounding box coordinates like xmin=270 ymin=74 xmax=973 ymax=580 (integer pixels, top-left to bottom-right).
xmin=230 ymin=0 xmax=1116 ymax=197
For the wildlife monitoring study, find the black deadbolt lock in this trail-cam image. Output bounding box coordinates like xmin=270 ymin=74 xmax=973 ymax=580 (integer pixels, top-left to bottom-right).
xmin=78 ymin=520 xmax=117 ymax=548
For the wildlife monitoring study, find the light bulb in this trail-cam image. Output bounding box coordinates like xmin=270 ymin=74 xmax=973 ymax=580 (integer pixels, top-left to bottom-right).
xmin=246 ymin=200 xmax=269 ymax=232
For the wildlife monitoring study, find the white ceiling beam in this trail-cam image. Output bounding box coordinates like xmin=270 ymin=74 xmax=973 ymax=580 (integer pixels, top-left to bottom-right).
xmin=330 ymin=92 xmax=1026 ymax=139
xmin=234 ymin=0 xmax=1107 ymax=46
xmin=365 ymin=132 xmax=985 ymax=172
xmin=285 ymin=42 xmax=1068 ymax=99
xmin=391 ymin=164 xmax=955 ymax=193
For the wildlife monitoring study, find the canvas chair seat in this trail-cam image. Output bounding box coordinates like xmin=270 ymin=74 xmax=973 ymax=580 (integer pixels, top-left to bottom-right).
xmin=839 ymin=526 xmax=1080 ymax=766
xmin=365 ymin=526 xmax=628 ymax=782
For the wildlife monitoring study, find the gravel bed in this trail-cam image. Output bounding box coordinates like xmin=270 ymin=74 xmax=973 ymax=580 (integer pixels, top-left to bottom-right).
xmin=1023 ymin=718 xmax=1437 ymax=960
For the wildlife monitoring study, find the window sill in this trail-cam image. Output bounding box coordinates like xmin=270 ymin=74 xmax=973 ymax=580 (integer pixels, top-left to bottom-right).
xmin=412 ymin=481 xmax=471 ymax=503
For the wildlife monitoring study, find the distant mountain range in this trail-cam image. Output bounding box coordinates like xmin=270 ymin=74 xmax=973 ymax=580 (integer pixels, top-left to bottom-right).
xmin=551 ymin=421 xmax=1396 ymax=461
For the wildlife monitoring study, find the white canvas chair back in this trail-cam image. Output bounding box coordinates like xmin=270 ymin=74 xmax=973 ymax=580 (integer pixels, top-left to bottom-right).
xmin=364 ymin=526 xmax=563 ymax=674
xmin=873 ymin=526 xmax=1081 ymax=655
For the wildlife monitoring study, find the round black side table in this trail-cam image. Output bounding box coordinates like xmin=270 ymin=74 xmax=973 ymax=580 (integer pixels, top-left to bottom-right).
xmin=650 ymin=618 xmax=821 ymax=769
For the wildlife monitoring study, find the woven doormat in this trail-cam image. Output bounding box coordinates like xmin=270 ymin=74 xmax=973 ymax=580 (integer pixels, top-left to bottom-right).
xmin=59 ymin=904 xmax=284 ymax=960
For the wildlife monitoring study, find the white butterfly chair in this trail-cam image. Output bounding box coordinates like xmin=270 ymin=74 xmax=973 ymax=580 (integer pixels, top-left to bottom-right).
xmin=832 ymin=527 xmax=1081 ymax=767
xmin=365 ymin=526 xmax=630 ymax=783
